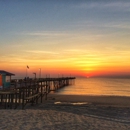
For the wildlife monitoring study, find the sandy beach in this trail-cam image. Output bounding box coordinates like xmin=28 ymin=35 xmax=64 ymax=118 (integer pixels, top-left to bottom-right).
xmin=0 ymin=94 xmax=130 ymax=130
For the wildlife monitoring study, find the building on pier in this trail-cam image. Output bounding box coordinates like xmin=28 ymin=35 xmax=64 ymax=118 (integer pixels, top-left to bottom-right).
xmin=0 ymin=70 xmax=15 ymax=89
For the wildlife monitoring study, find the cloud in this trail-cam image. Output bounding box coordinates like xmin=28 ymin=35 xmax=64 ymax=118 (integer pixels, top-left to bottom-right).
xmin=21 ymin=31 xmax=71 ymax=37
xmin=73 ymin=1 xmax=130 ymax=10
xmin=64 ymin=49 xmax=82 ymax=52
xmin=73 ymin=19 xmax=130 ymax=31
xmin=24 ymin=50 xmax=59 ymax=55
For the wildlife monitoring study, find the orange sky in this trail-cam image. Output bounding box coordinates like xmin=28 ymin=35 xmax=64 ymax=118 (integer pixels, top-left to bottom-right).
xmin=1 ymin=51 xmax=130 ymax=78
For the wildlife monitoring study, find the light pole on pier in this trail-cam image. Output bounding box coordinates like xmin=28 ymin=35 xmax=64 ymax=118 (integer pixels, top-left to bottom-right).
xmin=39 ymin=68 xmax=41 ymax=79
xmin=33 ymin=73 xmax=36 ymax=79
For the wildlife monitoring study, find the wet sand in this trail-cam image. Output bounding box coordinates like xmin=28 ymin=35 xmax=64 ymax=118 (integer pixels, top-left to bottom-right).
xmin=49 ymin=94 xmax=130 ymax=107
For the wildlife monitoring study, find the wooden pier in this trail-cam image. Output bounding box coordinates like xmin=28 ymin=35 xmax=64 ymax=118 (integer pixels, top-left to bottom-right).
xmin=0 ymin=77 xmax=75 ymax=109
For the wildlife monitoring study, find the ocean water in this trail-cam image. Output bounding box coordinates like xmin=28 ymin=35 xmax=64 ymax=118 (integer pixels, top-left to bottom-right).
xmin=55 ymin=77 xmax=130 ymax=97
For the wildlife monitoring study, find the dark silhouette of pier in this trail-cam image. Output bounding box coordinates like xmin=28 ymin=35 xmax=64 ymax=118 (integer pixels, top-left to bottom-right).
xmin=0 ymin=77 xmax=75 ymax=109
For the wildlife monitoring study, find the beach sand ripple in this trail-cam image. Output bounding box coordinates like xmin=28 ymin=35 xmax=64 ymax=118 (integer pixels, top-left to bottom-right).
xmin=0 ymin=95 xmax=130 ymax=130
